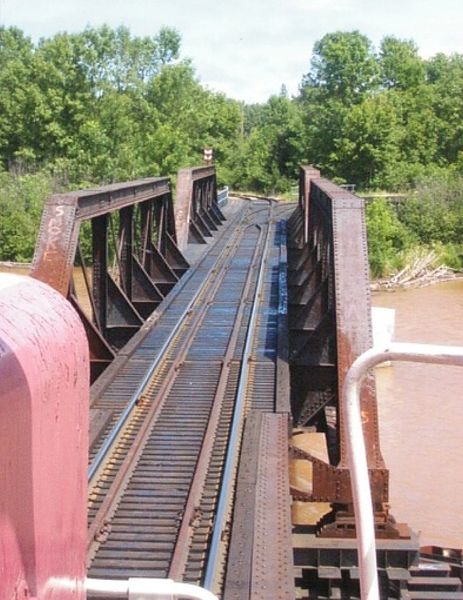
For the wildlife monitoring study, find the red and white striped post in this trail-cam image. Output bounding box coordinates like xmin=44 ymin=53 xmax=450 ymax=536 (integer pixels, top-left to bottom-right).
xmin=203 ymin=147 xmax=213 ymax=164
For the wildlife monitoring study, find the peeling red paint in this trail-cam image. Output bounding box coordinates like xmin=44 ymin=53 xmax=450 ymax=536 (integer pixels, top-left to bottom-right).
xmin=0 ymin=274 xmax=89 ymax=600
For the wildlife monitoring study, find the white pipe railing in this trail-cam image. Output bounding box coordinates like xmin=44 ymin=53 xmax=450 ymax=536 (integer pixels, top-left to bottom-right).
xmin=217 ymin=186 xmax=229 ymax=208
xmin=343 ymin=342 xmax=463 ymax=600
xmin=85 ymin=577 xmax=219 ymax=600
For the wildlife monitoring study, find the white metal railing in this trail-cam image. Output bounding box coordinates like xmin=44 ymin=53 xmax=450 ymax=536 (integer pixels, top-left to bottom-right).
xmin=343 ymin=342 xmax=463 ymax=600
xmin=85 ymin=577 xmax=219 ymax=599
xmin=217 ymin=186 xmax=229 ymax=208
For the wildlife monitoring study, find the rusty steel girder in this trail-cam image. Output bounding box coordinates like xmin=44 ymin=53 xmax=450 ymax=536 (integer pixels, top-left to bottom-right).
xmin=298 ymin=165 xmax=321 ymax=246
xmin=175 ymin=166 xmax=226 ymax=252
xmin=31 ymin=178 xmax=189 ymax=382
xmin=288 ymin=167 xmax=408 ymax=539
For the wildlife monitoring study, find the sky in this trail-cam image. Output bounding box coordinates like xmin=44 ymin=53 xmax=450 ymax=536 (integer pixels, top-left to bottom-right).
xmin=1 ymin=0 xmax=463 ymax=104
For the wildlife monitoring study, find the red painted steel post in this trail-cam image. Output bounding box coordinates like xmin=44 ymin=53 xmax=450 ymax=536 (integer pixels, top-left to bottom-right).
xmin=0 ymin=274 xmax=89 ymax=600
xmin=175 ymin=166 xmax=219 ymax=251
xmin=175 ymin=168 xmax=195 ymax=252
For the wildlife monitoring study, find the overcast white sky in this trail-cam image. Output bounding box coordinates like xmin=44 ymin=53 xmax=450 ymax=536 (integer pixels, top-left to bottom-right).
xmin=1 ymin=0 xmax=463 ymax=103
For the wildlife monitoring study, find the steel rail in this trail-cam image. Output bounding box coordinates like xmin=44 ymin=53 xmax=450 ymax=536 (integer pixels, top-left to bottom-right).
xmin=87 ymin=208 xmax=248 ymax=483
xmin=342 ymin=341 xmax=463 ymax=600
xmin=87 ymin=209 xmax=262 ymax=556
xmin=87 ymin=204 xmax=275 ymax=572
xmin=203 ymin=199 xmax=274 ymax=593
xmin=87 ymin=222 xmax=249 ymax=556
xmin=168 ymin=214 xmax=268 ymax=580
xmin=86 ymin=200 xmax=278 ymax=585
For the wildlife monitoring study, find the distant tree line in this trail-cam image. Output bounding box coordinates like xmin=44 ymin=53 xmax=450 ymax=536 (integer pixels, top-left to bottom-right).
xmin=2 ymin=26 xmax=463 ymax=274
xmin=0 ymin=25 xmax=241 ymax=183
xmin=298 ymin=31 xmax=463 ymax=190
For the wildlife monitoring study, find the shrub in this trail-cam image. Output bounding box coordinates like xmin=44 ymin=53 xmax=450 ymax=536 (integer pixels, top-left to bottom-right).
xmin=366 ymin=198 xmax=414 ymax=277
xmin=0 ymin=170 xmax=54 ymax=261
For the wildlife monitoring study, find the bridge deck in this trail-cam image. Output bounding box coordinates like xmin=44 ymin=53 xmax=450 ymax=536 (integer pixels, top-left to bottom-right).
xmin=86 ymin=197 xmax=295 ymax=597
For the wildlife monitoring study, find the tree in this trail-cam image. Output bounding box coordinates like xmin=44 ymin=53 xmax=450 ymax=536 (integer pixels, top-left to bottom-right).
xmin=0 ymin=171 xmax=53 ymax=261
xmin=299 ymin=32 xmax=382 ymax=184
xmin=426 ymin=53 xmax=463 ymax=164
xmin=0 ymin=27 xmax=35 ymax=167
xmin=79 ymin=25 xmax=181 ymax=93
xmin=301 ymin=31 xmax=378 ymax=105
xmin=379 ymin=36 xmax=425 ymax=90
xmin=333 ymin=93 xmax=402 ymax=187
xmin=366 ymin=198 xmax=413 ymax=276
xmin=233 ymin=94 xmax=305 ymax=193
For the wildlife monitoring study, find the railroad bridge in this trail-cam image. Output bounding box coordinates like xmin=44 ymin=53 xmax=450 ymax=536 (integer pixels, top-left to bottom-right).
xmin=0 ymin=166 xmax=461 ymax=600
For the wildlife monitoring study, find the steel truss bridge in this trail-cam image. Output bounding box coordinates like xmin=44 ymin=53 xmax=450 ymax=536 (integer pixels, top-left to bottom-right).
xmin=0 ymin=166 xmax=461 ymax=600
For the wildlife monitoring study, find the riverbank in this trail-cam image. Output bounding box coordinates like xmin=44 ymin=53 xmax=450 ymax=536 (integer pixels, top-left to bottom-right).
xmin=370 ymin=248 xmax=463 ymax=291
xmin=371 ymin=266 xmax=463 ymax=291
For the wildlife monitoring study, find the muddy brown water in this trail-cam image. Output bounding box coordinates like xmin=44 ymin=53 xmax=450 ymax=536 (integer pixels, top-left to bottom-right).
xmin=0 ymin=264 xmax=91 ymax=315
xmin=373 ymin=280 xmax=463 ymax=549
xmin=1 ymin=265 xmax=461 ymax=548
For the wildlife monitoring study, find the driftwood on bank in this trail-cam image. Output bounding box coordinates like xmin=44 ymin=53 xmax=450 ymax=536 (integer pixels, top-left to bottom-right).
xmin=371 ymin=250 xmax=462 ymax=291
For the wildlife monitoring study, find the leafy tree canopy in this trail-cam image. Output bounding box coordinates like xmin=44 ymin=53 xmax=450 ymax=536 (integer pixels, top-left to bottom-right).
xmin=302 ymin=31 xmax=378 ymax=104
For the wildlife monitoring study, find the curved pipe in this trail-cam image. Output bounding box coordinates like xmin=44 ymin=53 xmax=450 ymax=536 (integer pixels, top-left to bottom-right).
xmin=343 ymin=342 xmax=463 ymax=600
xmin=85 ymin=577 xmax=218 ymax=599
xmin=85 ymin=578 xmax=128 ymax=595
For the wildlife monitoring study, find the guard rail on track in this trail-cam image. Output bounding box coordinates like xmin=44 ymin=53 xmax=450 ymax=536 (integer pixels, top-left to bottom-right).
xmin=203 ymin=200 xmax=273 ymax=592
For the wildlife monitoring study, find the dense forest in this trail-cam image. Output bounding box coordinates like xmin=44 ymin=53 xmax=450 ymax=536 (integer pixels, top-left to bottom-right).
xmin=1 ymin=26 xmax=463 ymax=275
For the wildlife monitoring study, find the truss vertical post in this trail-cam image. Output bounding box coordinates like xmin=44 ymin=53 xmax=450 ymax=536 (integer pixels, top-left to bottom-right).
xmin=92 ymin=214 xmax=109 ymax=337
xmin=119 ymin=206 xmax=134 ymax=299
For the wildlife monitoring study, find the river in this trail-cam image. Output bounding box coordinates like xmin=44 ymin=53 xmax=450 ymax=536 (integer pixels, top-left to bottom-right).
xmin=1 ymin=265 xmax=461 ymax=549
xmin=0 ymin=263 xmax=92 ymax=316
xmin=373 ymin=280 xmax=463 ymax=550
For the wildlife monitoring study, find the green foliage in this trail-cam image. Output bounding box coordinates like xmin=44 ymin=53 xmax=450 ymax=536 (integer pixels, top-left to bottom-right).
xmin=333 ymin=94 xmax=402 ymax=187
xmin=366 ymin=198 xmax=413 ymax=277
xmin=0 ymin=25 xmax=242 ymax=185
xmin=365 ymin=173 xmax=463 ymax=277
xmin=0 ymin=25 xmax=245 ymax=259
xmin=232 ymin=93 xmax=305 ymax=194
xmin=432 ymin=241 xmax=463 ymax=270
xmin=299 ymin=32 xmax=463 ymax=190
xmin=303 ymin=31 xmax=378 ymax=104
xmin=379 ymin=37 xmax=425 ymax=90
xmin=3 ymin=24 xmax=463 ymax=267
xmin=397 ymin=173 xmax=463 ymax=243
xmin=0 ymin=170 xmax=54 ymax=261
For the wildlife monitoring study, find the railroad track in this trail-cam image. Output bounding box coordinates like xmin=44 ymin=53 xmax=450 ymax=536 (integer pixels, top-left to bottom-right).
xmin=87 ymin=200 xmax=275 ymax=594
